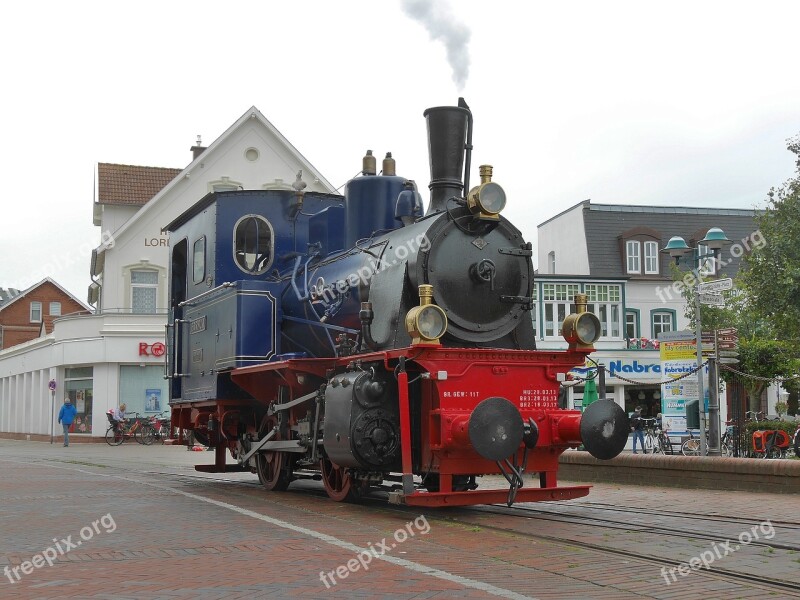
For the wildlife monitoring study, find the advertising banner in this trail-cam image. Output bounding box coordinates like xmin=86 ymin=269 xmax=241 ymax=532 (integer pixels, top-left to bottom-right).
xmin=659 ymin=331 xmax=708 ymax=434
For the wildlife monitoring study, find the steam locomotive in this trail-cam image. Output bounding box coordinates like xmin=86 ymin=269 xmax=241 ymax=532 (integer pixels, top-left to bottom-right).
xmin=166 ymin=99 xmax=628 ymax=507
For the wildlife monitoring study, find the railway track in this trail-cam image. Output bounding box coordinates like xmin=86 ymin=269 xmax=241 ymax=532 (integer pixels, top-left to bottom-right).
xmin=149 ymin=469 xmax=800 ymax=596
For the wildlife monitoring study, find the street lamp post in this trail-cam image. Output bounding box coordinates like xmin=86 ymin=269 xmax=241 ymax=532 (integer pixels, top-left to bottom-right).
xmin=662 ymin=227 xmax=731 ymax=457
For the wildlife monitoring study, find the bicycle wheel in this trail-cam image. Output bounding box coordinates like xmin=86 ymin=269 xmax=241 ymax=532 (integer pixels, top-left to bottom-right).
xmin=682 ymin=438 xmax=700 ymax=456
xmin=105 ymin=426 xmax=124 ymax=446
xmin=131 ymin=424 xmax=146 ymax=444
xmin=766 ymin=447 xmax=786 ymax=459
xmin=644 ymin=434 xmax=654 ymax=454
xmin=138 ymin=424 xmax=156 ymax=445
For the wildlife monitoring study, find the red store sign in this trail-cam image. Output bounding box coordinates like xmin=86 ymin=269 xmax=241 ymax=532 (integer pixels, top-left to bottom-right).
xmin=139 ymin=342 xmax=166 ymax=357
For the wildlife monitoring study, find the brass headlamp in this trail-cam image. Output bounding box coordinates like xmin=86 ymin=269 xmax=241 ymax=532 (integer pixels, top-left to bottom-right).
xmin=466 ymin=165 xmax=506 ymax=220
xmin=405 ymin=285 xmax=448 ymax=345
xmin=562 ymin=293 xmax=601 ymax=350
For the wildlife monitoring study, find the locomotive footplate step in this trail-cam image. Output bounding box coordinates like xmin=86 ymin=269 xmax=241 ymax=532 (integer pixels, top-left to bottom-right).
xmin=389 ymin=485 xmax=591 ymax=507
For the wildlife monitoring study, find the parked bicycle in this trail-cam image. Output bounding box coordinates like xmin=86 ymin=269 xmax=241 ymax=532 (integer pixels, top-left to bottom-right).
xmin=105 ymin=412 xmax=151 ymax=446
xmin=791 ymin=426 xmax=800 ymax=459
xmin=642 ymin=418 xmax=670 ymax=454
xmin=681 ymin=429 xmax=730 ymax=456
xmin=745 ymin=410 xmax=765 ymax=423
xmin=138 ymin=412 xmax=172 ymax=444
xmin=720 ymin=421 xmax=735 ymax=457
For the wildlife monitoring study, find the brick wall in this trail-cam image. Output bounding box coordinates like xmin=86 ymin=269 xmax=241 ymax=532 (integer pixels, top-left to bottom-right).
xmin=0 ymin=281 xmax=87 ymax=350
xmin=559 ymin=451 xmax=800 ymax=493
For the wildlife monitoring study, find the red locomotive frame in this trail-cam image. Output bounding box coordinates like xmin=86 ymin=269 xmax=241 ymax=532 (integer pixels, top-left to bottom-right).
xmin=171 ymin=344 xmax=605 ymax=507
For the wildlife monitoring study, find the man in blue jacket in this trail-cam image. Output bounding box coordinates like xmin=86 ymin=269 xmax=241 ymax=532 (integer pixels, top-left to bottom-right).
xmin=58 ymin=398 xmax=78 ymax=447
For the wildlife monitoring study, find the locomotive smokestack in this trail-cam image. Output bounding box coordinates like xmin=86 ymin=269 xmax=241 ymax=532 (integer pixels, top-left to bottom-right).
xmin=423 ymin=102 xmax=471 ymax=214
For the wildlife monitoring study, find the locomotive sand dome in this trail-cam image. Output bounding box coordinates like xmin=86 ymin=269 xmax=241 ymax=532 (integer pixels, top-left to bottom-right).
xmin=165 ymin=99 xmax=629 ymax=507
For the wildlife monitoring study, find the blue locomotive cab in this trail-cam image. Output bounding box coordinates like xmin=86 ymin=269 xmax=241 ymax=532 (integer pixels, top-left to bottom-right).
xmin=165 ymin=189 xmax=344 ymax=401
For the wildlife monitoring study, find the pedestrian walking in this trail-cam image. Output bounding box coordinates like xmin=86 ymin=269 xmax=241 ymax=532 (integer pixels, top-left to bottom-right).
xmin=631 ymin=406 xmax=645 ymax=454
xmin=57 ymin=398 xmax=78 ymax=447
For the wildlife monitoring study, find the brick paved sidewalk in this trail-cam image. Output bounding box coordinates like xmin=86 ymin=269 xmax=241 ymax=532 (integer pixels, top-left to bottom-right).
xmin=0 ymin=440 xmax=797 ymax=599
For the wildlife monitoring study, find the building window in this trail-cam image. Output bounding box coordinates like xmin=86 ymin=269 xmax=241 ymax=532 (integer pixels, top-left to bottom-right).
xmin=697 ymin=243 xmax=717 ymax=276
xmin=49 ymin=302 xmax=62 ymax=316
xmin=626 ymin=241 xmax=640 ymax=274
xmin=548 ymin=251 xmax=556 ymax=274
xmin=234 ymin=215 xmax=274 ymax=275
xmin=530 ymin=285 xmax=538 ymax=337
xmin=585 ymin=283 xmax=622 ymax=338
xmin=193 ymin=237 xmax=206 ymax=284
xmin=625 ymin=309 xmax=640 ymax=340
xmin=30 ymin=301 xmax=42 ymax=323
xmin=542 ymin=283 xmax=579 ymax=337
xmin=652 ymin=310 xmax=675 ymax=338
xmin=120 ymin=366 xmax=166 ymax=415
xmin=65 ymin=367 xmax=94 ymax=434
xmin=131 ymin=270 xmax=159 ymax=314
xmin=644 ymin=241 xmax=659 ymax=274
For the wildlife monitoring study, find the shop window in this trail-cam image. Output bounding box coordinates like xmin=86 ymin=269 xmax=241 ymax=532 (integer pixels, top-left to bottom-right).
xmin=234 ymin=215 xmax=273 ymax=275
xmin=193 ymin=237 xmax=206 ymax=284
xmin=120 ymin=366 xmax=166 ymax=415
xmin=65 ymin=367 xmax=93 ymax=434
xmin=30 ymin=301 xmax=42 ymax=323
xmin=49 ymin=302 xmax=62 ymax=316
xmin=131 ymin=270 xmax=159 ymax=314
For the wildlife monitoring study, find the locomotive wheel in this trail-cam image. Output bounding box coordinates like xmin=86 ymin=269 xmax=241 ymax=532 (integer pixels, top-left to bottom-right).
xmin=320 ymin=458 xmax=366 ymax=502
xmin=256 ymin=416 xmax=292 ymax=491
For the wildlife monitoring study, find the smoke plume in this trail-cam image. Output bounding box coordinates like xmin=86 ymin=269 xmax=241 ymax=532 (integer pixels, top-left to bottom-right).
xmin=401 ymin=0 xmax=471 ymax=90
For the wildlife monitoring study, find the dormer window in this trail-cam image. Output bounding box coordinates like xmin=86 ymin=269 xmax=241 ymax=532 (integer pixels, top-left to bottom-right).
xmin=644 ymin=241 xmax=659 ymax=274
xmin=625 ymin=241 xmax=640 ymax=274
xmin=621 ymin=227 xmax=662 ymax=276
xmin=697 ymin=243 xmax=717 ymax=276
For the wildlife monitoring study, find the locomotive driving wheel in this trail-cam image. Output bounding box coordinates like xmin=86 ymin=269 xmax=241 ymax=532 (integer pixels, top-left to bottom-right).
xmin=255 ymin=415 xmax=292 ymax=491
xmin=320 ymin=458 xmax=367 ymax=502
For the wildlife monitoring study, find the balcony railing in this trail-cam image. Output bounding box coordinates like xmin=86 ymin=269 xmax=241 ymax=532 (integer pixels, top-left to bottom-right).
xmin=626 ymin=337 xmax=660 ymax=350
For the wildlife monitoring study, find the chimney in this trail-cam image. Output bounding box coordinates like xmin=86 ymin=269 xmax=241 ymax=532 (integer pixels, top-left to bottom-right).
xmin=190 ymin=135 xmax=206 ymax=160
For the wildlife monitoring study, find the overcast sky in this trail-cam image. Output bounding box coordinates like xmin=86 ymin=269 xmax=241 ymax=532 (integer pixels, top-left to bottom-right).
xmin=2 ymin=0 xmax=798 ymax=303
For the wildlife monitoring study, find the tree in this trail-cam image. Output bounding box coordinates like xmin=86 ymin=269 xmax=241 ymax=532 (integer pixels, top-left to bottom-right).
xmin=678 ymin=276 xmax=796 ymax=413
xmin=739 ymin=134 xmax=800 ymax=343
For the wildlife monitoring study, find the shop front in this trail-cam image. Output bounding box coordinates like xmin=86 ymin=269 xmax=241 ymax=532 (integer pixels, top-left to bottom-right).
xmin=0 ymin=312 xmax=168 ymax=440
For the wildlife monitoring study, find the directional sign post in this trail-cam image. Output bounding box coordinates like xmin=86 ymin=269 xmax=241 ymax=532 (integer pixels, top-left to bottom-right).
xmin=698 ymin=278 xmax=733 ymax=293
xmin=49 ymin=379 xmax=56 ymax=444
xmin=698 ymin=293 xmax=724 ymax=306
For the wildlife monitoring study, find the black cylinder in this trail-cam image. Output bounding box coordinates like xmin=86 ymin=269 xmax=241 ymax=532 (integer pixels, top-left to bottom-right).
xmin=423 ymin=105 xmax=469 ymax=215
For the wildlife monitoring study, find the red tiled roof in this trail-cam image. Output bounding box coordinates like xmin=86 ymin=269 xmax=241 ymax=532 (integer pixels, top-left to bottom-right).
xmin=97 ymin=163 xmax=182 ymax=206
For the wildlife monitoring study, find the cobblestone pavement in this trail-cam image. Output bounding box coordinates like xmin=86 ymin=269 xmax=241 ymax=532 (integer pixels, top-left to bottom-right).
xmin=0 ymin=439 xmax=797 ymax=599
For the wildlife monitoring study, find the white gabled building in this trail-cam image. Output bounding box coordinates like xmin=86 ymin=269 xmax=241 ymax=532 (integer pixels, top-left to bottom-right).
xmin=0 ymin=107 xmax=336 ymax=439
xmin=535 ymin=200 xmax=762 ymax=423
